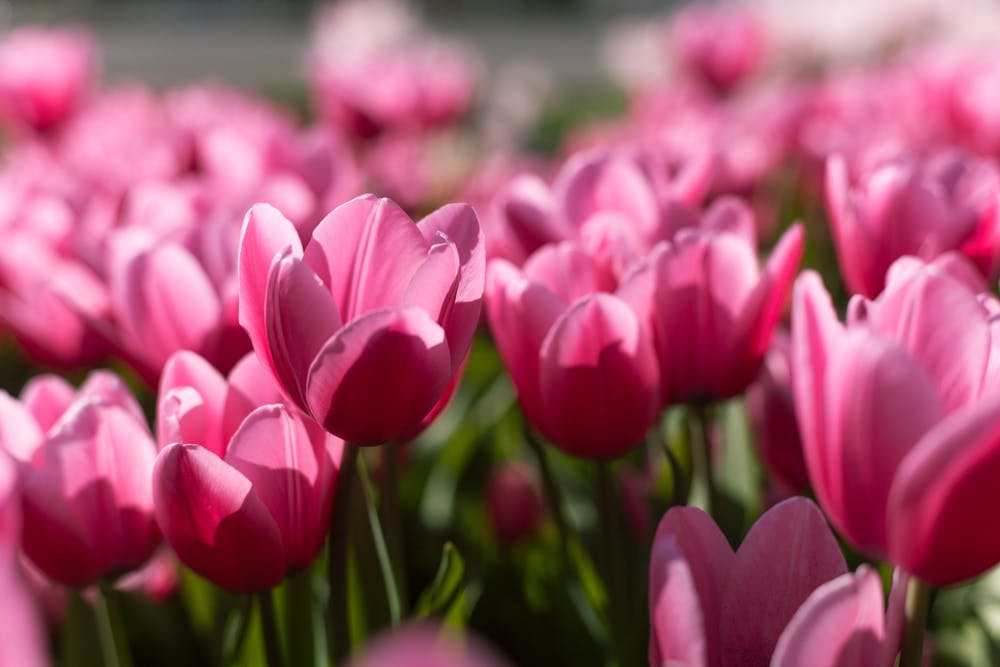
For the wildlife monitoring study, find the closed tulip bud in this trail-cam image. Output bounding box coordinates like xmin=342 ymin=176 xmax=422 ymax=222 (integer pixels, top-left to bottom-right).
xmin=485 ymin=462 xmax=543 ymax=544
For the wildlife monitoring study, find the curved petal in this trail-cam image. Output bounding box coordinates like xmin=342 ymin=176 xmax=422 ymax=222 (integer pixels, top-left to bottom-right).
xmin=306 ymin=307 xmax=451 ymax=445
xmin=554 ymin=151 xmax=659 ymax=238
xmin=264 ymin=253 xmax=342 ymax=411
xmin=887 ymin=391 xmax=1000 ymax=585
xmin=770 ymin=566 xmax=886 ymax=667
xmin=303 ymin=194 xmax=427 ymax=322
xmin=825 ymin=154 xmax=878 ymax=297
xmin=238 ymin=203 xmax=303 ymax=376
xmin=20 ymin=375 xmax=74 ymax=434
xmin=157 ymin=351 xmax=227 ymax=453
xmin=496 ymin=173 xmax=562 ymax=261
xmin=523 ymin=242 xmax=612 ymax=306
xmin=224 ymin=405 xmax=337 ymax=568
xmin=484 ymin=260 xmax=563 ymax=429
xmin=721 ymin=497 xmax=847 ymax=666
xmin=416 ymin=202 xmax=485 ymax=375
xmin=537 ymin=294 xmax=659 ymax=458
xmin=77 ymin=370 xmax=146 ymax=422
xmin=153 ymin=444 xmax=285 ymax=592
xmin=0 ymin=391 xmax=44 ymax=462
xmin=650 ymin=506 xmax=734 ymax=667
xmin=222 ymin=352 xmax=285 ymax=444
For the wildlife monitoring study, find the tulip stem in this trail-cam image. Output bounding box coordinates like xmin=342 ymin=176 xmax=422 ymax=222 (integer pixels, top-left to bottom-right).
xmin=380 ymin=442 xmax=409 ymax=612
xmin=690 ymin=404 xmax=717 ymax=516
xmin=357 ymin=454 xmax=403 ymax=626
xmin=95 ymin=582 xmax=133 ymax=667
xmin=525 ymin=427 xmax=571 ymax=562
xmin=900 ymin=577 xmax=932 ymax=667
xmin=328 ymin=442 xmax=359 ymax=665
xmin=596 ymin=461 xmax=628 ymax=667
xmin=258 ymin=590 xmax=285 ymax=667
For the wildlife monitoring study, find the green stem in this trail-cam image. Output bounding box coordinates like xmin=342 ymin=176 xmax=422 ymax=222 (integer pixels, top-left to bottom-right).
xmin=596 ymin=461 xmax=627 ymax=667
xmin=257 ymin=590 xmax=285 ymax=667
xmin=690 ymin=404 xmax=717 ymax=516
xmin=525 ymin=427 xmax=571 ymax=563
xmin=284 ymin=570 xmax=321 ymax=667
xmin=900 ymin=577 xmax=932 ymax=667
xmin=357 ymin=454 xmax=403 ymax=625
xmin=327 ymin=443 xmax=359 ymax=665
xmin=95 ymin=583 xmax=133 ymax=667
xmin=220 ymin=595 xmax=253 ymax=666
xmin=380 ymin=442 xmax=409 ymax=612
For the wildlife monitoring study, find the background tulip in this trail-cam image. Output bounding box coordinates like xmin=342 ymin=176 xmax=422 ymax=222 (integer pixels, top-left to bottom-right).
xmin=238 ymin=194 xmax=484 ymax=445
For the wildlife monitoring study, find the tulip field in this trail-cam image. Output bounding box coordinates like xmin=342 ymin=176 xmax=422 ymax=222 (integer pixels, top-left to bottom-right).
xmin=6 ymin=0 xmax=1000 ymax=665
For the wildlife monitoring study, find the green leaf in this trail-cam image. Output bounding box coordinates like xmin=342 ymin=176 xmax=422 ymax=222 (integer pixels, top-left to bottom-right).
xmin=415 ymin=542 xmax=466 ymax=618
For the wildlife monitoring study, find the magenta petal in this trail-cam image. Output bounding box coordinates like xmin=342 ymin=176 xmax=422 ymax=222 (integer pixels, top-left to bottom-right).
xmin=264 ymin=253 xmax=342 ymax=411
xmin=417 ymin=202 xmax=486 ymax=374
xmin=537 ymin=293 xmax=659 ymax=458
xmin=153 ymin=444 xmax=285 ymax=592
xmin=701 ymin=196 xmax=757 ymax=246
xmin=0 ymin=391 xmax=44 ymax=462
xmin=20 ymin=375 xmax=74 ymax=434
xmin=222 ymin=352 xmax=285 ymax=443
xmin=0 ymin=555 xmax=49 ymax=667
xmin=555 ymin=151 xmax=659 ymax=237
xmin=650 ymin=506 xmax=734 ymax=667
xmin=403 ymin=236 xmax=461 ymax=328
xmin=771 ymin=566 xmax=886 ymax=667
xmin=887 ymin=391 xmax=1000 ymax=585
xmin=306 ymin=306 xmax=451 ymax=445
xmin=720 ymin=497 xmax=847 ymax=667
xmin=523 ymin=242 xmax=613 ymax=306
xmin=157 ymin=351 xmax=227 ymax=453
xmin=224 ymin=405 xmax=336 ymax=569
xmin=303 ymin=194 xmax=427 ymax=322
xmin=77 ymin=370 xmax=147 ymax=422
xmin=238 ymin=203 xmax=303 ymax=377
xmin=485 ymin=260 xmax=564 ymax=430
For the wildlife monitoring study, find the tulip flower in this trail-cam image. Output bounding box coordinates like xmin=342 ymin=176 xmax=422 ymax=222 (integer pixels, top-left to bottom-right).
xmin=771 ymin=566 xmax=907 ymax=667
xmin=825 ymin=151 xmax=1000 ymax=297
xmin=15 ymin=380 xmax=160 ymax=588
xmin=486 ymin=242 xmax=660 ymax=459
xmin=350 ymin=625 xmax=511 ymax=667
xmin=153 ymin=351 xmax=344 ymax=592
xmin=792 ymin=253 xmax=1000 ymax=585
xmin=621 ymin=200 xmax=803 ymax=405
xmin=238 ymin=194 xmax=484 ymax=445
xmin=746 ymin=331 xmax=809 ymax=492
xmin=667 ymin=4 xmax=766 ymax=94
xmin=0 ymin=26 xmax=95 ymax=133
xmin=648 ymin=497 xmax=849 ymax=667
xmin=485 ymin=462 xmax=544 ymax=544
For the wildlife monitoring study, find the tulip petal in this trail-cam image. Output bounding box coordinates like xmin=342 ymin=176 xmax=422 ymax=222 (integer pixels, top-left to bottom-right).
xmin=153 ymin=444 xmax=285 ymax=592
xmin=0 ymin=391 xmax=44 ymax=462
xmin=720 ymin=497 xmax=847 ymax=667
xmin=416 ymin=202 xmax=485 ymax=375
xmin=523 ymin=242 xmax=612 ymax=306
xmin=264 ymin=253 xmax=342 ymax=411
xmin=887 ymin=391 xmax=1000 ymax=585
xmin=222 ymin=352 xmax=285 ymax=443
xmin=554 ymin=151 xmax=659 ymax=238
xmin=238 ymin=203 xmax=303 ymax=377
xmin=225 ymin=405 xmax=335 ymax=569
xmin=20 ymin=375 xmax=74 ymax=434
xmin=306 ymin=307 xmax=451 ymax=445
xmin=537 ymin=293 xmax=659 ymax=458
xmin=303 ymin=194 xmax=427 ymax=322
xmin=158 ymin=351 xmax=227 ymax=453
xmin=650 ymin=506 xmax=734 ymax=667
xmin=770 ymin=566 xmax=886 ymax=667
xmin=825 ymin=154 xmax=879 ymax=296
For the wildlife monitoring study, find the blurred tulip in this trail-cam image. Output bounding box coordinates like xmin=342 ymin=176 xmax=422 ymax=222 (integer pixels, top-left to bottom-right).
xmin=485 ymin=462 xmax=544 ymax=544
xmin=648 ymin=497 xmax=848 ymax=667
xmin=0 ymin=26 xmax=95 ymax=133
xmin=238 ymin=194 xmax=484 ymax=445
xmin=622 ymin=200 xmax=803 ymax=405
xmin=667 ymin=5 xmax=766 ymax=94
xmin=792 ymin=254 xmax=1000 ymax=585
xmin=16 ymin=379 xmax=159 ymax=588
xmin=349 ymin=624 xmax=511 ymax=667
xmin=825 ymin=151 xmax=1000 ymax=297
xmin=746 ymin=331 xmax=809 ymax=492
xmin=486 ymin=243 xmax=660 ymax=459
xmin=153 ymin=351 xmax=343 ymax=592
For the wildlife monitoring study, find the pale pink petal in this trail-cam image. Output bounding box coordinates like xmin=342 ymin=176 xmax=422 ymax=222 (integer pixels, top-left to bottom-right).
xmin=19 ymin=375 xmax=74 ymax=434
xmin=523 ymin=242 xmax=613 ymax=306
xmin=0 ymin=391 xmax=44 ymax=462
xmin=157 ymin=351 xmax=227 ymax=453
xmin=306 ymin=306 xmax=451 ymax=445
xmin=222 ymin=352 xmax=285 ymax=444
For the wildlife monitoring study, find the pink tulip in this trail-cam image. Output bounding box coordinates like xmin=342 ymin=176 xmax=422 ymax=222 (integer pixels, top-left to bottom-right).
xmin=771 ymin=566 xmax=907 ymax=667
xmin=349 ymin=624 xmax=511 ymax=667
xmin=238 ymin=194 xmax=484 ymax=445
xmin=648 ymin=497 xmax=848 ymax=667
xmin=792 ymin=254 xmax=1000 ymax=585
xmin=667 ymin=5 xmax=766 ymax=94
xmin=746 ymin=331 xmax=809 ymax=492
xmin=0 ymin=26 xmax=95 ymax=133
xmin=485 ymin=462 xmax=544 ymax=544
xmin=153 ymin=351 xmax=343 ymax=592
xmin=486 ymin=243 xmax=660 ymax=459
xmin=0 ymin=455 xmax=50 ymax=667
xmin=622 ymin=202 xmax=803 ymax=404
xmin=825 ymin=151 xmax=1000 ymax=297
xmin=16 ymin=375 xmax=159 ymax=588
